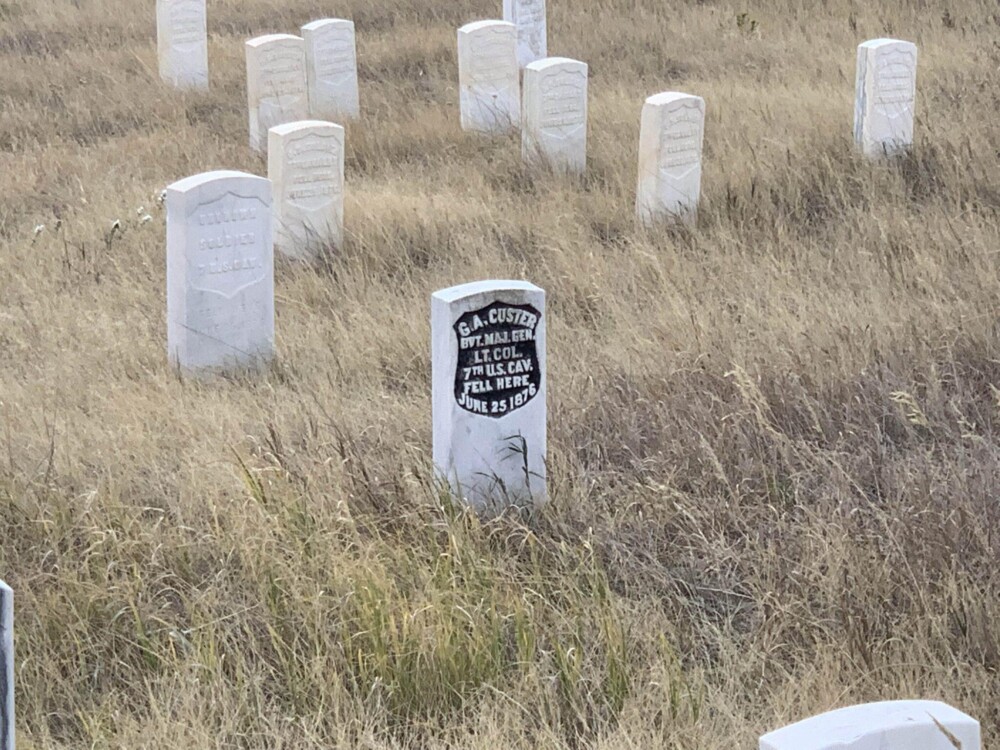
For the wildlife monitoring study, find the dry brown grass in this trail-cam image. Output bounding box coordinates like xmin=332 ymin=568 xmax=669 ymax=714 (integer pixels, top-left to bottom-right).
xmin=2 ymin=0 xmax=1000 ymax=746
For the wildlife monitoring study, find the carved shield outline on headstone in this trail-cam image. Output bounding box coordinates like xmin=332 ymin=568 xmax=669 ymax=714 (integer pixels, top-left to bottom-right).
xmin=453 ymin=301 xmax=542 ymax=419
xmin=188 ymin=191 xmax=269 ymax=299
xmin=258 ymin=96 xmax=287 ymax=134
xmin=259 ymin=44 xmax=307 ymax=101
xmin=469 ymin=30 xmax=516 ymax=90
xmin=258 ymin=90 xmax=307 ymax=138
xmin=874 ymin=48 xmax=915 ymax=121
xmin=162 ymin=0 xmax=207 ymax=86
xmin=284 ymin=131 xmax=342 ymax=214
xmin=658 ymin=101 xmax=703 ymax=184
xmin=168 ymin=0 xmax=206 ymax=48
xmin=540 ymin=68 xmax=586 ymax=141
xmin=314 ymin=29 xmax=356 ymax=85
xmin=467 ymin=29 xmax=517 ymax=130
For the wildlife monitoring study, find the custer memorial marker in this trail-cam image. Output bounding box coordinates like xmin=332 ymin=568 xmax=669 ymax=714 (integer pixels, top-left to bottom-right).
xmin=432 ymin=280 xmax=547 ymax=512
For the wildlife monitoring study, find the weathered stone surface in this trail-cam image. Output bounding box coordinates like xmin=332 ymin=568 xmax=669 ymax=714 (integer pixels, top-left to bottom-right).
xmin=432 ymin=280 xmax=547 ymax=512
xmin=854 ymin=38 xmax=917 ymax=157
xmin=503 ymin=0 xmax=546 ymax=68
xmin=760 ymin=700 xmax=981 ymax=750
xmin=246 ymin=34 xmax=308 ymax=153
xmin=0 ymin=581 xmax=12 ymax=750
xmin=458 ymin=20 xmax=520 ymax=134
xmin=156 ymin=0 xmax=209 ymax=90
xmin=166 ymin=170 xmax=274 ymax=373
xmin=522 ymin=57 xmax=588 ymax=174
xmin=302 ymin=19 xmax=360 ymax=122
xmin=269 ymin=120 xmax=345 ymax=259
xmin=636 ymin=92 xmax=705 ymax=225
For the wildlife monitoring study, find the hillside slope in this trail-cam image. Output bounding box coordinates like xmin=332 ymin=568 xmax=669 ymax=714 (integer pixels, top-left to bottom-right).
xmin=1 ymin=0 xmax=999 ymax=746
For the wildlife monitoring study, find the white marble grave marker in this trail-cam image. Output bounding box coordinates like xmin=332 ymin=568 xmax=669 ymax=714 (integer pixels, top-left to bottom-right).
xmin=302 ymin=19 xmax=360 ymax=122
xmin=760 ymin=700 xmax=981 ymax=750
xmin=458 ymin=21 xmax=520 ymax=134
xmin=246 ymin=34 xmax=309 ymax=153
xmin=156 ymin=0 xmax=209 ymax=90
xmin=854 ymin=39 xmax=918 ymax=157
xmin=432 ymin=281 xmax=546 ymax=511
xmin=0 ymin=581 xmax=12 ymax=750
xmin=522 ymin=57 xmax=588 ymax=174
xmin=636 ymin=92 xmax=705 ymax=225
xmin=503 ymin=0 xmax=546 ymax=68
xmin=268 ymin=120 xmax=345 ymax=259
xmin=166 ymin=171 xmax=274 ymax=373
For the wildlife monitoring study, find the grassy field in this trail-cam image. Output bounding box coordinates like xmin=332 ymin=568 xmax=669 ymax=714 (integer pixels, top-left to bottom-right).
xmin=2 ymin=0 xmax=1000 ymax=747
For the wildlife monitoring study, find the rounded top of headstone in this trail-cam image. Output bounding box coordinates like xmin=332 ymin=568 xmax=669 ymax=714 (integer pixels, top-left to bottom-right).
xmin=459 ymin=19 xmax=516 ymax=34
xmin=525 ymin=56 xmax=587 ymax=73
xmin=0 ymin=579 xmax=10 ymax=596
xmin=645 ymin=91 xmax=704 ymax=108
xmin=166 ymin=170 xmax=270 ymax=196
xmin=760 ymin=700 xmax=980 ymax=750
xmin=433 ymin=280 xmax=544 ymax=305
xmin=859 ymin=37 xmax=916 ymax=50
xmin=269 ymin=120 xmax=345 ymax=137
xmin=301 ymin=18 xmax=354 ymax=32
xmin=246 ymin=33 xmax=303 ymax=48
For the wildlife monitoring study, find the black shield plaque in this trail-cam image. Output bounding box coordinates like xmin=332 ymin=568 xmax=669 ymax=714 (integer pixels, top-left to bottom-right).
xmin=454 ymin=301 xmax=542 ymax=419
